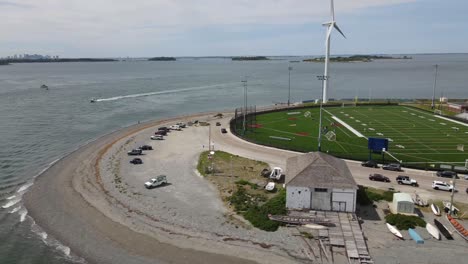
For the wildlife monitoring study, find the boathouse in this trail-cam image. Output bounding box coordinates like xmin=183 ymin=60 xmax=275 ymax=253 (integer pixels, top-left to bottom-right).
xmin=285 ymin=152 xmax=358 ymax=212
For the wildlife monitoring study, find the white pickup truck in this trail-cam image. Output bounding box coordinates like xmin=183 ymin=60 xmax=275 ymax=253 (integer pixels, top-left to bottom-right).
xmin=144 ymin=175 xmax=168 ymax=189
xmin=396 ymin=175 xmax=418 ymax=186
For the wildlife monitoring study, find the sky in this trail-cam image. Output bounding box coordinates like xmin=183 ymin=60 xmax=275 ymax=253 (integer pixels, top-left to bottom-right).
xmin=1 ymin=0 xmax=467 ymax=57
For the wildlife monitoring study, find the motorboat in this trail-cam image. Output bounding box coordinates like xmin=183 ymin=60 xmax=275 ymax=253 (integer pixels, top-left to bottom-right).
xmin=90 ymin=98 xmax=97 ymax=103
xmin=430 ymin=203 xmax=441 ymax=216
xmin=386 ymin=223 xmax=404 ymax=240
xmin=40 ymin=84 xmax=48 ymax=90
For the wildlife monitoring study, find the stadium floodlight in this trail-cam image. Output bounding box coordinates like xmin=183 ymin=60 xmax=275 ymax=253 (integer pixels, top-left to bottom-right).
xmin=322 ymin=0 xmax=346 ymax=104
xmin=431 ymin=64 xmax=438 ymax=109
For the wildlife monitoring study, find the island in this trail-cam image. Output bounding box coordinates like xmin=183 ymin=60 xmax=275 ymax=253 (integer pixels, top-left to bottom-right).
xmin=0 ymin=61 xmax=10 ymax=65
xmin=148 ymin=57 xmax=176 ymax=61
xmin=303 ymin=55 xmax=412 ymax=63
xmin=0 ymin=58 xmax=116 ymax=64
xmin=232 ymin=56 xmax=269 ymax=61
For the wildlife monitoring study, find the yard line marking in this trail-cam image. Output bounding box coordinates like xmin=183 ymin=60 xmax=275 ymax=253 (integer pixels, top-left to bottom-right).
xmin=376 ymin=132 xmax=384 ymax=136
xmin=434 ymin=115 xmax=468 ymax=127
xmin=324 ymin=116 xmax=351 ymax=138
xmin=440 ymin=123 xmax=446 ymax=125
xmin=325 ymin=113 xmax=366 ymax=138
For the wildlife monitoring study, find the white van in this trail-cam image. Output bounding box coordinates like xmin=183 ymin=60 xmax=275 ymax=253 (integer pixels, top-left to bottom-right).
xmin=144 ymin=175 xmax=168 ymax=189
xmin=169 ymin=125 xmax=181 ymax=131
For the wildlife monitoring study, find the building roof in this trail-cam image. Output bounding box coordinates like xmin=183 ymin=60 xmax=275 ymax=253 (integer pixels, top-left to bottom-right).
xmin=392 ymin=193 xmax=413 ymax=204
xmin=286 ymin=152 xmax=358 ymax=189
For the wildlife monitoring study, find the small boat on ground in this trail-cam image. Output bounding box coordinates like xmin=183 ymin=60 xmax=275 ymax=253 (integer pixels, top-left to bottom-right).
xmin=443 ymin=201 xmax=459 ymax=215
xmin=408 ymin=228 xmax=424 ymax=244
xmin=431 ymin=203 xmax=441 ymax=216
xmin=412 ymin=193 xmax=428 ymax=207
xmin=386 ymin=223 xmax=404 ymax=240
xmin=446 ymin=214 xmax=468 ymax=241
xmin=303 ymin=223 xmax=328 ymax=230
xmin=268 ymin=214 xmax=333 ymax=226
xmin=426 ymin=223 xmax=441 ymax=240
xmin=434 ymin=219 xmax=453 ymax=240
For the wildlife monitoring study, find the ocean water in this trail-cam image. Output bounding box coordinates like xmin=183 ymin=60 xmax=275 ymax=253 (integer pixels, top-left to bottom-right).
xmin=0 ymin=55 xmax=467 ymax=263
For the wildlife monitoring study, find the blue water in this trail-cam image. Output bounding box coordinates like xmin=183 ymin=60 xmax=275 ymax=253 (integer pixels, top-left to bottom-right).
xmin=0 ymin=55 xmax=467 ymax=263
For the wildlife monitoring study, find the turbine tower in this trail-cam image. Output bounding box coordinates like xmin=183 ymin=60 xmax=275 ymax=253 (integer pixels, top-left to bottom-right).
xmin=322 ymin=0 xmax=346 ymax=103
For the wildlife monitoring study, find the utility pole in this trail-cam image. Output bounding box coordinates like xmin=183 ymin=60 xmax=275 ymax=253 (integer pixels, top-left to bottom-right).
xmin=288 ymin=66 xmax=293 ymax=106
xmin=242 ymin=78 xmax=248 ymax=135
xmin=317 ymin=75 xmax=328 ymax=152
xmin=431 ymin=64 xmax=438 ymax=109
xmin=208 ymin=122 xmax=211 ymax=151
xmin=449 ymin=173 xmax=456 ymax=216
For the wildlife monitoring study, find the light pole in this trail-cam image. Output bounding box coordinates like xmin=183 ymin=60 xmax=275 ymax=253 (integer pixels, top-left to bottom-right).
xmin=288 ymin=66 xmax=293 ymax=106
xmin=431 ymin=64 xmax=438 ymax=109
xmin=242 ymin=78 xmax=248 ymax=135
xmin=317 ymin=75 xmax=328 ymax=152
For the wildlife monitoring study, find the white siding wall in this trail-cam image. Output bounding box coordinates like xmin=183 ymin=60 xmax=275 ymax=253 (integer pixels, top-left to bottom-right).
xmin=331 ymin=188 xmax=356 ymax=212
xmin=286 ymin=186 xmax=311 ymax=209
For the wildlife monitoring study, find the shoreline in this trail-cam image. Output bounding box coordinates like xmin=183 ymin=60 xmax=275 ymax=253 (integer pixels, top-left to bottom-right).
xmin=23 ymin=112 xmax=265 ymax=264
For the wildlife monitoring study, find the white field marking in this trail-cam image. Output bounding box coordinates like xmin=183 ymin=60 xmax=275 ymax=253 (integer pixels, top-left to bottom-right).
xmin=451 ymin=127 xmax=459 ymax=130
xmin=287 ymin=112 xmax=301 ymax=115
xmin=323 ymin=109 xmax=366 ymax=138
xmin=419 ymin=116 xmax=425 ymax=118
xmin=377 ymin=132 xmax=384 ymax=136
xmin=289 ymin=124 xmax=297 ymax=126
xmin=362 ymin=123 xmax=367 ymax=126
xmin=434 ymin=115 xmax=468 ymax=127
xmin=350 ymin=116 xmax=354 ymax=119
xmin=340 ymin=111 xmax=344 ymax=114
xmin=411 ymin=113 xmax=416 ymax=115
xmin=368 ymin=128 xmax=375 ymax=131
xmin=356 ymin=120 xmax=360 ymax=123
xmin=429 ymin=119 xmax=435 ymax=121
xmin=440 ymin=123 xmax=446 ymax=125
xmin=396 ymin=145 xmax=405 ymax=149
xmin=344 ymin=114 xmax=349 ymax=116
xmin=388 ymin=138 xmax=393 ymax=142
xmin=466 ymin=132 xmax=468 ymax=134
xmin=402 ymin=110 xmax=408 ymax=112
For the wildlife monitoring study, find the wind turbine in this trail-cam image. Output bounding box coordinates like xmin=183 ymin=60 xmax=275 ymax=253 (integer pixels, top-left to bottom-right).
xmin=322 ymin=0 xmax=346 ymax=103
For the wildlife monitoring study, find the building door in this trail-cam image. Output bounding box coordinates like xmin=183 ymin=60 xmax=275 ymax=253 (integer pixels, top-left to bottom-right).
xmin=332 ymin=201 xmax=347 ymax=212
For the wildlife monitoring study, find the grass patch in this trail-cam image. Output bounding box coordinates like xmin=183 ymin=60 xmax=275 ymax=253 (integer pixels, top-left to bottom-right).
xmin=357 ymin=186 xmax=394 ymax=205
xmin=385 ymin=213 xmax=426 ymax=230
xmin=242 ymin=189 xmax=287 ymax=232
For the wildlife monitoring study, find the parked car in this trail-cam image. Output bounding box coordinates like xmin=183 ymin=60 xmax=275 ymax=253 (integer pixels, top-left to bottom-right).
xmin=221 ymin=128 xmax=227 ymax=134
xmin=144 ymin=175 xmax=168 ymax=189
xmin=169 ymin=125 xmax=181 ymax=131
xmin=139 ymin=145 xmax=153 ymax=150
xmin=369 ymin=173 xmax=390 ymax=182
xmin=432 ymin=180 xmax=455 ymax=192
xmin=155 ymin=130 xmax=167 ymax=136
xmin=466 ymin=187 xmax=468 ymax=194
xmin=127 ymin=149 xmax=143 ymax=156
xmin=130 ymin=158 xmax=143 ymax=164
xmin=176 ymin=122 xmax=186 ymax=128
xmin=151 ymin=135 xmax=163 ymax=140
xmin=215 ymin=122 xmax=221 ymax=126
xmin=396 ymin=175 xmax=418 ymax=186
xmin=361 ymin=160 xmax=379 ymax=168
xmin=158 ymin=126 xmax=169 ymax=131
xmin=382 ymin=163 xmax=402 ymax=171
xmin=436 ymin=170 xmax=459 ymax=179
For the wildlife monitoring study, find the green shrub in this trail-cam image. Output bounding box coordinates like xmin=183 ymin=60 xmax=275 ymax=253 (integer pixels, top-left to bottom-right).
xmin=385 ymin=213 xmax=426 ymax=230
xmin=242 ymin=189 xmax=286 ymax=232
xmin=357 ymin=186 xmax=394 ymax=205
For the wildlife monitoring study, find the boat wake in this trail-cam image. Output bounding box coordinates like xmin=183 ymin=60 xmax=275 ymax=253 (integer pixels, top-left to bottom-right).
xmin=95 ymin=82 xmax=236 ymax=102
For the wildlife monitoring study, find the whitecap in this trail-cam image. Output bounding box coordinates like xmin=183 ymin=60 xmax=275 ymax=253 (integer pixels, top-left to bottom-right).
xmin=17 ymin=182 xmax=34 ymax=193
xmin=6 ymin=195 xmax=16 ymax=200
xmin=2 ymin=198 xmax=21 ymax=209
xmin=19 ymin=208 xmax=28 ymax=222
xmin=10 ymin=206 xmax=21 ymax=213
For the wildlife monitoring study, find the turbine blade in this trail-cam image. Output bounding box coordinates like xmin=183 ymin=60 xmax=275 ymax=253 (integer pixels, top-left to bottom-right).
xmin=326 ymin=25 xmax=333 ymax=40
xmin=331 ymin=0 xmax=335 ymax=21
xmin=334 ymin=23 xmax=346 ymax=39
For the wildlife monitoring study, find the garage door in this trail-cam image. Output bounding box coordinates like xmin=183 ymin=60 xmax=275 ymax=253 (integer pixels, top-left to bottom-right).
xmin=332 ymin=192 xmax=354 ymax=212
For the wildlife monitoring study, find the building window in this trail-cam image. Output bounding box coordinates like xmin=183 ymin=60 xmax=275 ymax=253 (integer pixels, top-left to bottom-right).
xmin=314 ymin=188 xmax=328 ymax=192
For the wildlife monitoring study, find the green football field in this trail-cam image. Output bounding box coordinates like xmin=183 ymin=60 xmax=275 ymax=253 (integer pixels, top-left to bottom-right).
xmin=240 ymin=105 xmax=468 ymax=170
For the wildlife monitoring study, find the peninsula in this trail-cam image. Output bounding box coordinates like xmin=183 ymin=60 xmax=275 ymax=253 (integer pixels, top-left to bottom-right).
xmin=148 ymin=57 xmax=176 ymax=61
xmin=304 ymin=55 xmax=412 ymax=63
xmin=0 ymin=58 xmax=116 ymax=63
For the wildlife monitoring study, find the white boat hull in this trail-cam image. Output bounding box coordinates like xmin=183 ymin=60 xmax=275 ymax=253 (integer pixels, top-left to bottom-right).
xmin=304 ymin=223 xmax=328 ymax=230
xmin=426 ymin=223 xmax=441 ymax=240
xmin=386 ymin=223 xmax=403 ymax=239
xmin=431 ymin=204 xmax=441 ymax=216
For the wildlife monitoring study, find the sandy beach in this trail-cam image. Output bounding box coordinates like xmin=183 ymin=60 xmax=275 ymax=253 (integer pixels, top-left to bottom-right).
xmin=24 ymin=111 xmax=468 ymax=264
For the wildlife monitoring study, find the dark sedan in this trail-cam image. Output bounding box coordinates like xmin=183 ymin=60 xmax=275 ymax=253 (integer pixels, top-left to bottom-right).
xmin=361 ymin=160 xmax=379 ymax=168
xmin=130 ymin=158 xmax=143 ymax=164
xmin=382 ymin=163 xmax=402 ymax=172
xmin=369 ymin=173 xmax=390 ymax=182
xmin=436 ymin=171 xmax=459 ymax=179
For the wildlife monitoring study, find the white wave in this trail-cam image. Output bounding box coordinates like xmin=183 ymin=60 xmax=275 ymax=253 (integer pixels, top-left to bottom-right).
xmin=96 ymin=82 xmax=235 ymax=102
xmin=17 ymin=182 xmax=34 ymax=193
xmin=2 ymin=198 xmax=21 ymax=208
xmin=6 ymin=195 xmax=16 ymax=200
xmin=19 ymin=208 xmax=28 ymax=222
xmin=10 ymin=206 xmax=21 ymax=213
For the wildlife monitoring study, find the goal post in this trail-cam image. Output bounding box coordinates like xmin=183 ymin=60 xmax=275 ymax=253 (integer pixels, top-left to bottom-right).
xmin=434 ymin=109 xmax=442 ymax=115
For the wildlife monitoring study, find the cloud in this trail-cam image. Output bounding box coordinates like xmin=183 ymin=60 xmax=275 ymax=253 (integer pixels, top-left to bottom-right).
xmin=0 ymin=0 xmax=417 ymax=56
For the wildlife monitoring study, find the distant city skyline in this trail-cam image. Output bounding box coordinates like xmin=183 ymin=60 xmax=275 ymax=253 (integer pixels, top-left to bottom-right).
xmin=1 ymin=0 xmax=467 ymax=57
